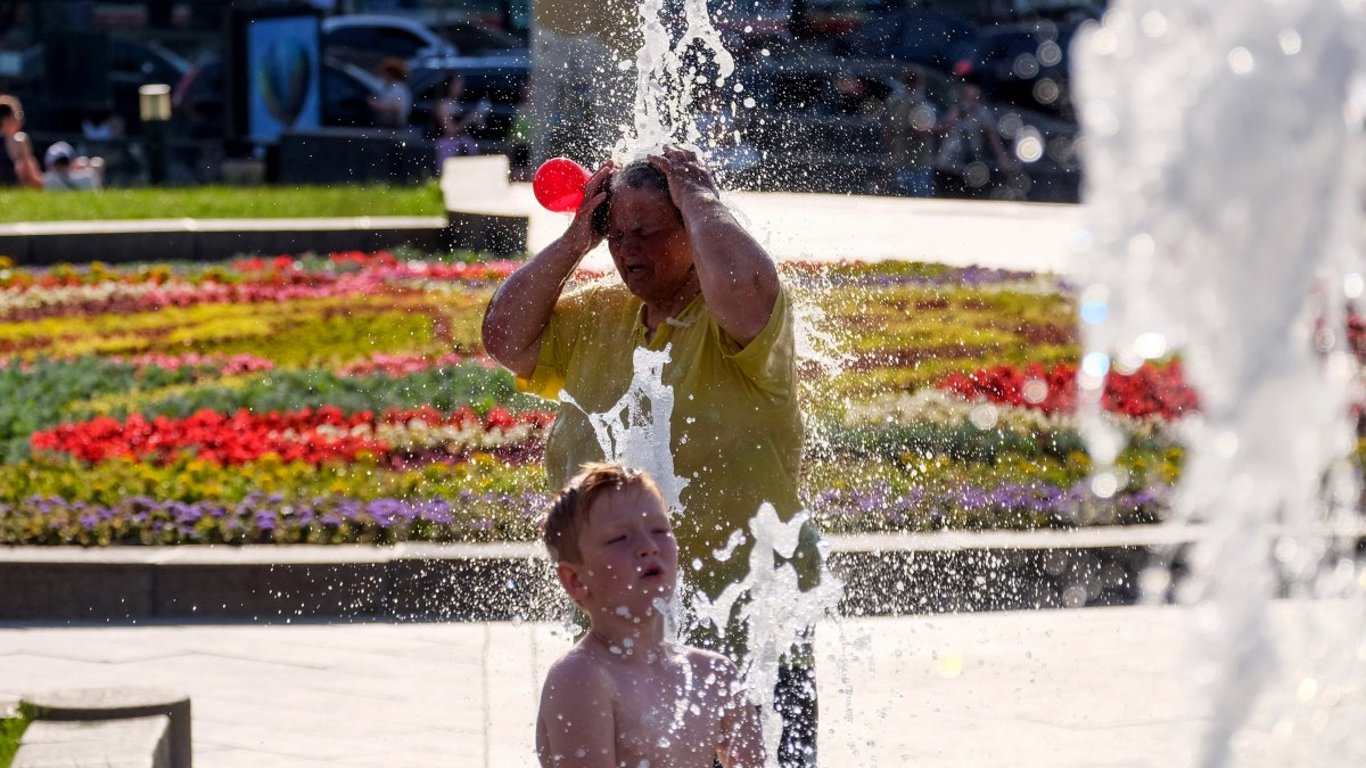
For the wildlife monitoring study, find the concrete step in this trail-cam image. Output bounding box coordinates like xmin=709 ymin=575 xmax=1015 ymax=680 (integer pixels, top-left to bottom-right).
xmin=0 ymin=528 xmax=1182 ymax=622
xmin=13 ymin=716 xmax=171 ymax=768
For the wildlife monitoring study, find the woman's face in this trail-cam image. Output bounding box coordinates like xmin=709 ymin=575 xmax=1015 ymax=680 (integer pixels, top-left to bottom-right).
xmin=605 ymin=186 xmax=694 ymax=305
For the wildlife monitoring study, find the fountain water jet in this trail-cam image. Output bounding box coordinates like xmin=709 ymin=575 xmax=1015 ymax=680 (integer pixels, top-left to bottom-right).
xmin=1074 ymin=1 xmax=1366 ymax=763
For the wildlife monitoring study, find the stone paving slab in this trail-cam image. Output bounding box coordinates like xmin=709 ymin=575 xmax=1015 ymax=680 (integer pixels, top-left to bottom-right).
xmin=2 ymin=602 xmax=1361 ymax=767
xmin=14 ymin=716 xmax=170 ymax=768
xmin=446 ymin=181 xmax=1085 ymax=275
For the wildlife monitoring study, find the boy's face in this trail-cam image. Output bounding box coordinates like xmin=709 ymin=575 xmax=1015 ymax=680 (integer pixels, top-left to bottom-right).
xmin=562 ymin=484 xmax=678 ymax=614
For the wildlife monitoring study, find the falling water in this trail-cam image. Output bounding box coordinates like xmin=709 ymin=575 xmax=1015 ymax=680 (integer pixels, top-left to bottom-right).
xmin=614 ymin=0 xmax=736 ymax=159
xmin=1073 ymin=1 xmax=1366 ymax=763
xmin=563 ymin=345 xmax=842 ymax=767
xmin=560 ymin=346 xmax=689 ymax=512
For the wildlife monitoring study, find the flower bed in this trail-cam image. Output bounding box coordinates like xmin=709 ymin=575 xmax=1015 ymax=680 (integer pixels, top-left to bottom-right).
xmin=0 ymin=251 xmax=1200 ymax=546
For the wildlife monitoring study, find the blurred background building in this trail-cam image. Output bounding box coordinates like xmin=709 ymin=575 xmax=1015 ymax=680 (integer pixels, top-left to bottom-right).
xmin=0 ymin=0 xmax=1105 ymax=200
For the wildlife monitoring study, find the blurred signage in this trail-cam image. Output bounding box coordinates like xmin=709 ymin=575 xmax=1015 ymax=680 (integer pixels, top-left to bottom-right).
xmin=232 ymin=8 xmax=323 ymax=144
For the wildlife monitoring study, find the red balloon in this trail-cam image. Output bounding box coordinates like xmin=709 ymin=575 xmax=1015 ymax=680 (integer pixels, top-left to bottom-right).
xmin=533 ymin=157 xmax=591 ymax=213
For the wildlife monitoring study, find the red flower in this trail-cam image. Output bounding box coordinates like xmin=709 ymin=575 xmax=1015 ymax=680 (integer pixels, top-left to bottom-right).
xmin=937 ymin=361 xmax=1199 ymax=420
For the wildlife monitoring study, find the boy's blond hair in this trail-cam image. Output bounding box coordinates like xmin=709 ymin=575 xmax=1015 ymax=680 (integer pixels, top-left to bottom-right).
xmin=543 ymin=462 xmax=661 ymax=564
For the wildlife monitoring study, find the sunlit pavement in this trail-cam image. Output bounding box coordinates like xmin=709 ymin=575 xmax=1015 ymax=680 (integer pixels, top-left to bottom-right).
xmin=2 ymin=602 xmax=1359 ymax=767
xmin=440 ymin=171 xmax=1085 ymax=275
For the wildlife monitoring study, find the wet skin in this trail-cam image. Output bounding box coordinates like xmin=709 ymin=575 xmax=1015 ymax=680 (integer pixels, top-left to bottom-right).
xmin=536 ymin=486 xmax=764 ymax=768
xmin=604 ymin=186 xmax=700 ymax=328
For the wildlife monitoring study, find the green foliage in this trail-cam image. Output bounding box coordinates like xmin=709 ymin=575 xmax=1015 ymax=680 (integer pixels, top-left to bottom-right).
xmin=0 ymin=358 xmax=191 ymax=462
xmin=64 ymin=362 xmax=539 ymax=422
xmin=815 ymin=418 xmax=1089 ymax=465
xmin=2 ymin=183 xmax=444 ymax=222
xmin=0 ymin=706 xmax=32 ymax=768
xmin=806 ymin=281 xmax=1080 ymax=403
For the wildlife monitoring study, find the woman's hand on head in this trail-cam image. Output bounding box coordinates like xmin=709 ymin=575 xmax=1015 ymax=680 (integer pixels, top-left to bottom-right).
xmin=648 ymin=145 xmax=721 ymax=215
xmin=562 ymin=161 xmax=616 ymax=255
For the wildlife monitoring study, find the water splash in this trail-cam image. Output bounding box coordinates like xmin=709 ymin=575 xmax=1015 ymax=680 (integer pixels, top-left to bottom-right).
xmin=693 ymin=503 xmax=844 ymax=763
xmin=559 ymin=345 xmax=688 ymax=512
xmin=1074 ymin=1 xmax=1366 ymax=763
xmin=566 ymin=339 xmax=843 ymax=766
xmin=614 ymin=0 xmax=737 ymax=162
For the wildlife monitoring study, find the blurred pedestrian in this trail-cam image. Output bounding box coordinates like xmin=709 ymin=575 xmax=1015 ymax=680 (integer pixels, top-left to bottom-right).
xmin=433 ymin=74 xmax=489 ymax=167
xmin=933 ymin=82 xmax=1015 ymax=198
xmin=370 ymin=58 xmax=412 ymax=129
xmin=0 ymin=95 xmax=42 ymax=189
xmin=42 ymin=141 xmax=103 ymax=191
xmin=882 ymin=71 xmax=938 ymax=198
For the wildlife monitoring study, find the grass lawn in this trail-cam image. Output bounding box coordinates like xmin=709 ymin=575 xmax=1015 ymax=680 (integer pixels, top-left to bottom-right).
xmin=1 ymin=183 xmax=445 ymax=223
xmin=0 ymin=710 xmax=30 ymax=768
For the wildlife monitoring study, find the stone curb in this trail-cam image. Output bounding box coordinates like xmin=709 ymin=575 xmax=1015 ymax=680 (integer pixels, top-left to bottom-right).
xmin=0 ymin=528 xmax=1192 ymax=623
xmin=0 ymin=212 xmax=531 ymax=265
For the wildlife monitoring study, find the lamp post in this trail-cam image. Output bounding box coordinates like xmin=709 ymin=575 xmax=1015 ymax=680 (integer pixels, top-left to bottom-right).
xmin=138 ymin=83 xmax=172 ymax=185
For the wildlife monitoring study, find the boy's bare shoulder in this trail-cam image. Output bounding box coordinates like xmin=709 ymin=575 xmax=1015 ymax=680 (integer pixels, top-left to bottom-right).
xmin=681 ymin=646 xmax=741 ymax=679
xmin=543 ymin=643 xmax=615 ymax=696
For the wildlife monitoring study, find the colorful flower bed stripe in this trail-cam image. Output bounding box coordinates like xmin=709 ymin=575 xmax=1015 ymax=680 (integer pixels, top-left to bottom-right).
xmin=0 ymin=251 xmax=1210 ymax=547
xmin=936 ymin=361 xmax=1200 ymax=420
xmin=31 ymin=405 xmax=554 ymax=466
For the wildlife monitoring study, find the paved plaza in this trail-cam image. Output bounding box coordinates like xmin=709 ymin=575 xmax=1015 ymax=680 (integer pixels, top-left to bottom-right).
xmin=440 ymin=162 xmax=1085 ymax=275
xmin=2 ymin=601 xmax=1361 ymax=767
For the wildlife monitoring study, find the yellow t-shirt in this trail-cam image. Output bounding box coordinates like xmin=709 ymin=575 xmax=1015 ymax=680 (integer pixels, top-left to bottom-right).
xmin=518 ymin=280 xmax=822 ymax=605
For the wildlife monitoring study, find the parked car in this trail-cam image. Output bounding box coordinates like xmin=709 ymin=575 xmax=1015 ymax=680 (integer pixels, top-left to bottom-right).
xmin=407 ymin=51 xmax=529 ymax=143
xmin=737 ymin=54 xmax=1079 ymax=200
xmin=322 ymin=14 xmax=458 ymax=72
xmin=171 ymin=54 xmax=388 ymax=138
xmin=424 ymin=19 xmax=526 ymax=56
xmin=9 ymin=36 xmax=191 ymax=135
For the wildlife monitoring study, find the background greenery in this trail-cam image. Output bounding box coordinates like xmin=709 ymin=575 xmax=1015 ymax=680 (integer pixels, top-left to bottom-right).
xmin=0 ymin=184 xmax=444 ymax=222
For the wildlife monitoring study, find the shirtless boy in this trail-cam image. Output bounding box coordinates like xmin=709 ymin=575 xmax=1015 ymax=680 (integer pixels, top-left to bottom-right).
xmin=536 ymin=463 xmax=764 ymax=768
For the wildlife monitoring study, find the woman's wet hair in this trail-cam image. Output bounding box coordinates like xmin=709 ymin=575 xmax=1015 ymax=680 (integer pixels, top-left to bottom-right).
xmin=610 ymin=159 xmax=670 ymax=196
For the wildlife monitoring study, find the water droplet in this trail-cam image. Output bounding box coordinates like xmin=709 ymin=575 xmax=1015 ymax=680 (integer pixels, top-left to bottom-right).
xmin=1344 ymin=273 xmax=1363 ymax=299
xmin=1296 ymin=677 xmax=1319 ymax=703
xmin=1227 ymin=47 xmax=1254 ymax=74
xmin=1081 ymin=352 xmax=1111 ymax=381
xmin=935 ymin=654 xmax=964 ymax=678
xmin=1278 ymin=28 xmax=1302 ymax=56
xmin=1014 ymin=131 xmax=1044 ymax=163
xmin=1133 ymin=332 xmax=1168 ymax=359
xmin=1140 ymin=11 xmax=1168 ymax=38
xmin=968 ymin=403 xmax=998 ymax=430
xmin=1090 ymin=472 xmax=1119 ymax=499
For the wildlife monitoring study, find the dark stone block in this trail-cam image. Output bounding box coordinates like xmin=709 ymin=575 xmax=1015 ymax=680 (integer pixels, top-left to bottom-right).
xmin=445 ymin=212 xmax=527 ymax=256
xmin=830 ymin=545 xmax=1149 ymax=617
xmin=385 ymin=557 xmax=557 ymax=621
xmin=154 ymin=562 xmax=388 ymax=620
xmin=0 ymin=562 xmax=153 ymax=621
xmin=278 ymin=128 xmax=434 ymax=185
xmin=22 ymin=688 xmax=190 ymax=768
